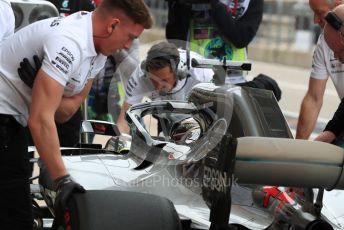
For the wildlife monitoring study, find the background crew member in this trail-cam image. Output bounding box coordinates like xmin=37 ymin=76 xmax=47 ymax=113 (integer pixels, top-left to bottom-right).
xmin=117 ymin=41 xmax=213 ymax=134
xmin=314 ymin=5 xmax=344 ymax=143
xmin=296 ymin=0 xmax=343 ymax=139
xmin=165 ymin=0 xmax=263 ymax=84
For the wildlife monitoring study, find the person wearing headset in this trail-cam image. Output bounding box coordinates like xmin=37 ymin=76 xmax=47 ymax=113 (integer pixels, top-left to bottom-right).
xmin=314 ymin=6 xmax=344 ymax=143
xmin=0 ymin=0 xmax=15 ymax=41
xmin=296 ymin=0 xmax=343 ymax=140
xmin=0 ymin=0 xmax=152 ymax=228
xmin=117 ymin=41 xmax=213 ymax=134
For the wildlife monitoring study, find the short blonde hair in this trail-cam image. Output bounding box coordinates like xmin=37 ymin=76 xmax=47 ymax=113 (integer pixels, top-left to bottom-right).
xmin=99 ymin=0 xmax=153 ymax=29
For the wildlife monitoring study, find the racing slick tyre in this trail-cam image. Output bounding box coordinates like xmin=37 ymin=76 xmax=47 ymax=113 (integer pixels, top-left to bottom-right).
xmin=56 ymin=190 xmax=182 ymax=230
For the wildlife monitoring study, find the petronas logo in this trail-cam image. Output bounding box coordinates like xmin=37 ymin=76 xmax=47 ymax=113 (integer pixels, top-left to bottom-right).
xmin=62 ymin=0 xmax=69 ymax=8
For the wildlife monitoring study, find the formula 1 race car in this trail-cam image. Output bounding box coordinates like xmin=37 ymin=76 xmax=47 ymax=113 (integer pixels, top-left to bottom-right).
xmin=11 ymin=1 xmax=344 ymax=229
xmin=31 ymin=81 xmax=344 ymax=230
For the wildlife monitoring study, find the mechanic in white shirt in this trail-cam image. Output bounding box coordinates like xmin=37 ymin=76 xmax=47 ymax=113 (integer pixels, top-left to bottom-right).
xmin=314 ymin=5 xmax=344 ymax=143
xmin=0 ymin=1 xmax=152 ymax=228
xmin=117 ymin=41 xmax=213 ymax=134
xmin=0 ymin=0 xmax=15 ymax=41
xmin=296 ymin=0 xmax=343 ymax=139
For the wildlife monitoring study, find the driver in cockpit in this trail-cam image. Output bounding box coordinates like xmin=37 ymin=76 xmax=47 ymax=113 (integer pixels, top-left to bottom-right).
xmin=117 ymin=41 xmax=214 ymax=134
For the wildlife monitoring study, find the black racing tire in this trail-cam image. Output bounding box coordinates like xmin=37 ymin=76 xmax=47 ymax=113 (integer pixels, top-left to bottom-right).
xmin=56 ymin=190 xmax=182 ymax=230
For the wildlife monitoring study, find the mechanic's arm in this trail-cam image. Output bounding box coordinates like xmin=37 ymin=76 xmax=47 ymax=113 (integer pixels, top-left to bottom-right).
xmin=17 ymin=55 xmax=91 ymax=123
xmin=314 ymin=131 xmax=336 ymax=143
xmin=295 ymin=78 xmax=327 ymax=139
xmin=117 ymin=102 xmax=131 ymax=134
xmin=314 ymin=98 xmax=344 ymax=143
xmin=316 ymin=97 xmax=344 ymax=143
xmin=55 ymin=79 xmax=94 ymax=123
xmin=28 ymin=69 xmax=68 ymax=180
xmin=210 ymin=0 xmax=263 ymax=48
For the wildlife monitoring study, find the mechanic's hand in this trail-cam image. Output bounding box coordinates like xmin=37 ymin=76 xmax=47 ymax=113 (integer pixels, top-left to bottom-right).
xmin=54 ymin=174 xmax=86 ymax=215
xmin=17 ymin=55 xmax=42 ymax=88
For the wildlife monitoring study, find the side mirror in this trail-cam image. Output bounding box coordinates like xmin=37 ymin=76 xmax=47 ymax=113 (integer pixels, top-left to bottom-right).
xmin=80 ymin=120 xmax=121 ymax=144
xmin=81 ymin=120 xmax=120 ymax=136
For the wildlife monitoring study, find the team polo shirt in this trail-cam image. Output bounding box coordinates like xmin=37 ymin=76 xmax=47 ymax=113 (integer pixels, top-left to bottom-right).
xmin=311 ymin=33 xmax=344 ymax=99
xmin=125 ymin=50 xmax=214 ymax=105
xmin=0 ymin=11 xmax=107 ymax=126
xmin=0 ymin=0 xmax=15 ymax=41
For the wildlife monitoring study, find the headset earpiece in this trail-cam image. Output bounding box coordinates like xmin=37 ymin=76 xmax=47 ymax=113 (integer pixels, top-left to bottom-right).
xmin=94 ymin=23 xmax=116 ymax=38
xmin=175 ymin=57 xmax=190 ymax=81
xmin=107 ymin=24 xmax=116 ymax=34
xmin=141 ymin=46 xmax=191 ymax=81
xmin=325 ymin=11 xmax=343 ymax=31
xmin=141 ymin=56 xmax=190 ymax=81
xmin=140 ymin=60 xmax=147 ymax=77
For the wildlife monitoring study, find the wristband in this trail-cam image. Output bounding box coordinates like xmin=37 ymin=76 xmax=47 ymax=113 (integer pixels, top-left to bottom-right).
xmin=54 ymin=174 xmax=71 ymax=189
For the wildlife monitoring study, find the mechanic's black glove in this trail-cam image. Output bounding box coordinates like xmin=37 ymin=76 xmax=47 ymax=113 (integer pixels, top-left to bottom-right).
xmin=54 ymin=174 xmax=86 ymax=215
xmin=18 ymin=55 xmax=42 ymax=88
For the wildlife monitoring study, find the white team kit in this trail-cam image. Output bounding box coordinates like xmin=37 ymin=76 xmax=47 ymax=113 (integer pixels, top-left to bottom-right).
xmin=311 ymin=33 xmax=344 ymax=99
xmin=0 ymin=12 xmax=107 ymax=126
xmin=125 ymin=49 xmax=214 ymax=105
xmin=0 ymin=0 xmax=15 ymax=41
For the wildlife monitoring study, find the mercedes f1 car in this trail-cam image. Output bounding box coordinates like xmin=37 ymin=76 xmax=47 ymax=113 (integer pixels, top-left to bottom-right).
xmin=31 ymin=59 xmax=344 ymax=230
